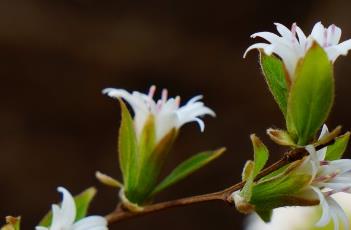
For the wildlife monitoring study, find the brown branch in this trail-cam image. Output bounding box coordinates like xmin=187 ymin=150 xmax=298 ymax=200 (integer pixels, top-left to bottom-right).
xmin=105 ymin=141 xmax=333 ymax=225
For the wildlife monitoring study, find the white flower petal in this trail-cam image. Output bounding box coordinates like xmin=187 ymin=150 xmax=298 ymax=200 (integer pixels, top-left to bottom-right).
xmin=57 ymin=187 xmax=77 ymax=227
xmin=311 ymin=186 xmax=332 ymax=227
xmin=310 ymin=22 xmax=325 ymax=45
xmin=35 ymin=227 xmax=48 ymax=230
xmin=73 ymin=216 xmax=108 ymax=230
xmin=104 ymin=86 xmax=214 ymax=142
xmin=243 ymin=43 xmax=274 ymax=58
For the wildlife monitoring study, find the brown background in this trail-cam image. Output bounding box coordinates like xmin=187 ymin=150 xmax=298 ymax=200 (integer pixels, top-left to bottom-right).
xmin=1 ymin=0 xmax=351 ymax=229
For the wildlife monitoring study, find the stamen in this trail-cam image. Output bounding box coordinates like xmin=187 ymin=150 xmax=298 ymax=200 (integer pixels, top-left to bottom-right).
xmin=156 ymin=100 xmax=162 ymax=111
xmin=314 ymin=170 xmax=340 ymax=183
xmin=291 ymin=23 xmax=297 ymax=43
xmin=162 ymin=89 xmax=168 ymax=104
xmin=320 ymin=160 xmax=329 ymax=166
xmin=325 ymin=186 xmax=351 ymax=197
xmin=148 ymin=85 xmax=156 ymax=99
xmin=175 ymin=96 xmax=181 ymax=106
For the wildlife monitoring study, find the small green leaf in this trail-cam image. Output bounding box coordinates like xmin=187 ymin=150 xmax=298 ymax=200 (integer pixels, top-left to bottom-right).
xmin=267 ymin=128 xmax=296 ymax=147
xmin=1 ymin=217 xmax=20 ymax=230
xmin=95 ymin=171 xmax=123 ymax=188
xmin=325 ymin=132 xmax=350 ymax=161
xmin=152 ymin=148 xmax=226 ymax=195
xmin=118 ymin=99 xmax=138 ymax=187
xmin=260 ymin=52 xmax=289 ymax=116
xmin=38 ymin=187 xmax=97 ymax=227
xmin=242 ymin=160 xmax=255 ymax=181
xmin=240 ymin=135 xmax=269 ymax=201
xmin=240 ymin=160 xmax=255 ymax=201
xmin=250 ymin=134 xmax=269 ymax=176
xmin=286 ymin=43 xmax=334 ymax=145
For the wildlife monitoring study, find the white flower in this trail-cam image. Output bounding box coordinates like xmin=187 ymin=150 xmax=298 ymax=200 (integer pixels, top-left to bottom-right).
xmin=245 ymin=193 xmax=351 ymax=230
xmin=244 ymin=22 xmax=351 ymax=79
xmin=294 ymin=125 xmax=351 ymax=230
xmin=36 ymin=187 xmax=108 ymax=230
xmin=103 ymin=85 xmax=215 ymax=142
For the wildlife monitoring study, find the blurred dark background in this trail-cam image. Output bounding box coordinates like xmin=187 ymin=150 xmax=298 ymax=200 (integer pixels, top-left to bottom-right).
xmin=1 ymin=0 xmax=351 ymax=229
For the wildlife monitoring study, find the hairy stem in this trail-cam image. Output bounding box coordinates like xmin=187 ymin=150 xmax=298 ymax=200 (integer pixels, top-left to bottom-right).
xmin=106 ymin=141 xmax=333 ymax=224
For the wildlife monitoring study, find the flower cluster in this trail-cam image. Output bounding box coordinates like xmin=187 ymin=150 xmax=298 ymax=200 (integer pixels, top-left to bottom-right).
xmin=244 ymin=22 xmax=351 ymax=79
xmin=3 ymin=21 xmax=351 ymax=230
xmin=296 ymin=128 xmax=351 ymax=229
xmin=103 ymin=86 xmax=215 ymax=143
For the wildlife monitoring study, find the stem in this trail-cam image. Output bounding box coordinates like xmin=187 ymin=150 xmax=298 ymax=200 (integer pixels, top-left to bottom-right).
xmin=105 ymin=141 xmax=333 ymax=224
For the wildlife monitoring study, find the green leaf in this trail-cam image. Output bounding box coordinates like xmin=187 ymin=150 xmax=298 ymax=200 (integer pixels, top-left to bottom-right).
xmin=260 ymin=52 xmax=289 ymax=116
xmin=240 ymin=160 xmax=255 ymax=201
xmin=152 ymin=148 xmax=226 ymax=195
xmin=38 ymin=187 xmax=97 ymax=227
xmin=325 ymin=132 xmax=350 ymax=161
xmin=240 ymin=135 xmax=269 ymax=201
xmin=250 ymin=134 xmax=269 ymax=176
xmin=286 ymin=43 xmax=334 ymax=145
xmin=118 ymin=99 xmax=138 ymax=187
xmin=242 ymin=160 xmax=255 ymax=181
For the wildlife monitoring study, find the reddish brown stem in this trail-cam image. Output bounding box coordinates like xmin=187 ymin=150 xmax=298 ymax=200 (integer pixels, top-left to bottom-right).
xmin=105 ymin=142 xmax=332 ymax=224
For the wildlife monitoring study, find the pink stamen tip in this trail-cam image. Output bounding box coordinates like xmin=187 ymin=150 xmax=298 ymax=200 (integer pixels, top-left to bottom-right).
xmin=162 ymin=89 xmax=168 ymax=103
xmin=156 ymin=100 xmax=162 ymax=111
xmin=291 ymin=23 xmax=297 ymax=34
xmin=320 ymin=161 xmax=329 ymax=166
xmin=148 ymin=85 xmax=156 ymax=98
xmin=175 ymin=96 xmax=181 ymax=106
xmin=291 ymin=23 xmax=297 ymax=43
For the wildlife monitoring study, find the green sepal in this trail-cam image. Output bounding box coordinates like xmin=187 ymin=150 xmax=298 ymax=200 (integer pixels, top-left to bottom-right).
xmin=1 ymin=217 xmax=20 ymax=230
xmin=118 ymin=99 xmax=138 ymax=187
xmin=95 ymin=171 xmax=123 ymax=188
xmin=325 ymin=132 xmax=350 ymax=161
xmin=250 ymin=160 xmax=316 ymax=210
xmin=124 ymin=115 xmax=156 ymax=203
xmin=256 ymin=209 xmax=273 ymax=223
xmin=267 ymin=128 xmax=296 ymax=147
xmin=286 ymin=42 xmax=334 ymax=145
xmin=259 ymin=52 xmax=289 ymax=116
xmin=38 ymin=187 xmax=97 ymax=227
xmin=240 ymin=134 xmax=269 ymax=201
xmin=125 ymin=126 xmax=178 ymax=204
xmin=152 ymin=148 xmax=226 ymax=195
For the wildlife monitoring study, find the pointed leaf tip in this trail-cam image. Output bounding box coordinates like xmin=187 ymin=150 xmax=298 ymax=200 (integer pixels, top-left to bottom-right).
xmin=152 ymin=147 xmax=226 ymax=195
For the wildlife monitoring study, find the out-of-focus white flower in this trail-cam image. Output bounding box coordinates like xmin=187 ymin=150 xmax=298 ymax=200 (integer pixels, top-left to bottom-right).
xmin=245 ymin=193 xmax=351 ymax=230
xmin=298 ymin=143 xmax=351 ymax=230
xmin=36 ymin=187 xmax=108 ymax=230
xmin=103 ymin=85 xmax=215 ymax=142
xmin=244 ymin=22 xmax=351 ymax=79
xmin=244 ymin=125 xmax=351 ymax=230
